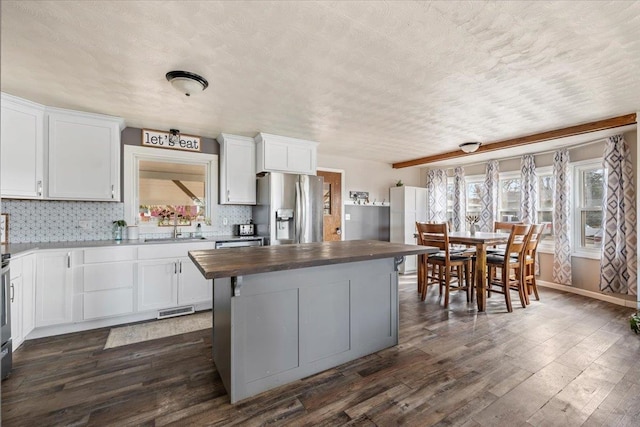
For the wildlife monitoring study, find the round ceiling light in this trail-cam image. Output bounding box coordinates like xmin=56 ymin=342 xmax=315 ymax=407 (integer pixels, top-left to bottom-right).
xmin=165 ymin=71 xmax=209 ymax=96
xmin=459 ymin=142 xmax=482 ymax=153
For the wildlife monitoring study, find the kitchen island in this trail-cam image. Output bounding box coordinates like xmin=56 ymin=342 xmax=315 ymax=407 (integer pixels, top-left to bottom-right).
xmin=189 ymin=240 xmax=433 ymax=403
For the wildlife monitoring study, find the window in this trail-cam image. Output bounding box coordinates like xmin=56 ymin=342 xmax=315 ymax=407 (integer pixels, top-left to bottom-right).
xmin=465 ymin=175 xmax=483 ymax=216
xmin=498 ymin=172 xmax=521 ymax=222
xmin=124 ymin=146 xmax=218 ymax=232
xmin=445 ymin=177 xmax=454 ymax=224
xmin=536 ymin=167 xmax=554 ymax=242
xmin=574 ymin=160 xmax=604 ymax=254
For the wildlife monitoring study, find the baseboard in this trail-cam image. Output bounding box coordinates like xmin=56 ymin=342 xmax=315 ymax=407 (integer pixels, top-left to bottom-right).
xmin=537 ymin=280 xmax=638 ymax=308
xmin=25 ymin=301 xmax=213 ymax=341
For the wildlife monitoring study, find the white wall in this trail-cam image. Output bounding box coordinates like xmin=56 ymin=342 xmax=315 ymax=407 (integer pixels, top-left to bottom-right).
xmin=318 ymin=153 xmax=423 ymax=203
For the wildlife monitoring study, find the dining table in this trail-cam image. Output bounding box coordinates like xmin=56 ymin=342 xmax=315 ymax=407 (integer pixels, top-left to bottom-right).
xmin=446 ymin=231 xmax=510 ymax=311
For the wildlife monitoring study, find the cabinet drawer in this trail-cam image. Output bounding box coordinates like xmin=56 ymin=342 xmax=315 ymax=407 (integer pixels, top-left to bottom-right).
xmin=83 ymin=288 xmax=134 ymax=320
xmin=138 ymin=242 xmax=213 ymax=260
xmin=83 ymin=263 xmax=135 ymax=292
xmin=83 ymin=247 xmax=136 ymax=264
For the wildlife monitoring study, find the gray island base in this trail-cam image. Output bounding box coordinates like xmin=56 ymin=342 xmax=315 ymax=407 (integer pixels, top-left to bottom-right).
xmin=189 ymin=240 xmax=433 ymax=403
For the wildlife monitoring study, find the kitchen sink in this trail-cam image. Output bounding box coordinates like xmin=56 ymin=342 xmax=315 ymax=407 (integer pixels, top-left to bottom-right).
xmin=143 ymin=237 xmax=209 ymax=243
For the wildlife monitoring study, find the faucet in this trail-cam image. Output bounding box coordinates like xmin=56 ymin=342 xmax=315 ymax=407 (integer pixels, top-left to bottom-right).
xmin=173 ymin=214 xmax=181 ymax=239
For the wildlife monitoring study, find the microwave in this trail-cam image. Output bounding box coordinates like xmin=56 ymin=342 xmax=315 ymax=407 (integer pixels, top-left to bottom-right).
xmin=234 ymin=224 xmax=255 ymax=236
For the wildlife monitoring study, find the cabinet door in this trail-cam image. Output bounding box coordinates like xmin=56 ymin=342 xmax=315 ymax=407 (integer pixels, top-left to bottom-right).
xmin=177 ymin=258 xmax=211 ymax=305
xmin=0 ymin=95 xmax=44 ymax=198
xmin=137 ymin=260 xmax=178 ymax=311
xmin=415 ymin=187 xmax=428 ymax=215
xmin=263 ymin=139 xmax=289 ymax=172
xmin=286 ymin=144 xmax=315 ymax=175
xmin=21 ymin=254 xmax=36 ymax=338
xmin=48 ymin=112 xmax=120 ymax=200
xmin=219 ymin=135 xmax=256 ymax=205
xmin=36 ymin=251 xmax=73 ymax=327
xmin=10 ymin=276 xmax=23 ymax=349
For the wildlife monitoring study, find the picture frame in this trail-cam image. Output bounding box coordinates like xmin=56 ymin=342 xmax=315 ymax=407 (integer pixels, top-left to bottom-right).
xmin=1 ymin=213 xmax=8 ymax=244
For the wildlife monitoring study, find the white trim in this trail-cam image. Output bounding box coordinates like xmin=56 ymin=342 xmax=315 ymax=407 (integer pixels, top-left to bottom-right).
xmin=124 ymin=145 xmax=218 ymax=232
xmin=537 ymin=280 xmax=637 ymax=308
xmin=317 ymin=166 xmax=346 ymax=241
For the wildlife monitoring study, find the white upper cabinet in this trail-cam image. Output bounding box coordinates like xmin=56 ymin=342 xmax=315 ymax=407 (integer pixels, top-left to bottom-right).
xmin=255 ymin=133 xmax=317 ymax=175
xmin=47 ymin=109 xmax=123 ymax=201
xmin=1 ymin=93 xmax=45 ymax=198
xmin=218 ymin=133 xmax=256 ymax=205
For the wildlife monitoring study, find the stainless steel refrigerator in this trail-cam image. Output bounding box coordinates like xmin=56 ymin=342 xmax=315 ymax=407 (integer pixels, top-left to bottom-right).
xmin=253 ymin=173 xmax=324 ymax=245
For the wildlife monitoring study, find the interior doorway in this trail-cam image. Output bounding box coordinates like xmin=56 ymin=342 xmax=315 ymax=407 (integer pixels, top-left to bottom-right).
xmin=317 ymin=169 xmax=343 ymax=242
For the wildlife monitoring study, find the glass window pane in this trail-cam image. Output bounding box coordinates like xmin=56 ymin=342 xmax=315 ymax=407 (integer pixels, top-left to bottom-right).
xmin=499 ymin=211 xmax=519 ymax=222
xmin=500 ymin=178 xmax=521 ymax=210
xmin=538 ymin=176 xmax=554 ymax=209
xmin=537 ymin=212 xmax=554 ymax=241
xmin=138 ymin=160 xmax=206 ymax=225
xmin=582 ymin=210 xmax=603 ymax=248
xmin=583 ymin=169 xmax=604 ymax=208
xmin=466 ymin=182 xmax=482 ymax=212
xmin=323 ymin=183 xmax=331 ymax=215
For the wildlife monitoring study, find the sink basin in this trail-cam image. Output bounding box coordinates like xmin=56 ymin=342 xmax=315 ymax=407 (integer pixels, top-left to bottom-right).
xmin=143 ymin=237 xmax=208 ymax=243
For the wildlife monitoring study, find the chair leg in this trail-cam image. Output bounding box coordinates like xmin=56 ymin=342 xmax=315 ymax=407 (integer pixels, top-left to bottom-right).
xmin=444 ymin=267 xmax=451 ymax=308
xmin=516 ymin=269 xmax=527 ymax=309
xmin=465 ymin=263 xmax=471 ymax=302
xmin=502 ymin=269 xmax=513 ymax=313
xmin=531 ymin=275 xmax=540 ymax=300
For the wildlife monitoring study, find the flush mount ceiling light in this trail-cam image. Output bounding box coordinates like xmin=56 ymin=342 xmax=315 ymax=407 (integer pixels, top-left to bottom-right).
xmin=459 ymin=142 xmax=482 ymax=153
xmin=165 ymin=71 xmax=208 ymax=96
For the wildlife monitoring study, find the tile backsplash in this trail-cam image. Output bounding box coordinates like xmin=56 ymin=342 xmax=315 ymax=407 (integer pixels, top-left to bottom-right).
xmin=1 ymin=200 xmax=252 ymax=243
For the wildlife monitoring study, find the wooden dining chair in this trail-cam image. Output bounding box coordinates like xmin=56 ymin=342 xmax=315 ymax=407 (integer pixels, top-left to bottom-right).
xmin=416 ymin=222 xmax=474 ymax=308
xmin=485 ymin=223 xmax=531 ymax=312
xmin=522 ymin=223 xmax=545 ymax=304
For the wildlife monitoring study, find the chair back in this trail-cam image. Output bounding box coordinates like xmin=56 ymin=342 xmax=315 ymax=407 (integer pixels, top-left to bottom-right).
xmin=525 ymin=223 xmax=545 ymax=256
xmin=415 ymin=222 xmax=450 ymax=256
xmin=494 ymin=221 xmax=522 ymax=233
xmin=504 ymin=224 xmax=532 ymax=266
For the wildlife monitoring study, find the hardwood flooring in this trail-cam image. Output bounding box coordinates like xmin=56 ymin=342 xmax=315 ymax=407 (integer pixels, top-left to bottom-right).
xmin=2 ymin=275 xmax=638 ymax=426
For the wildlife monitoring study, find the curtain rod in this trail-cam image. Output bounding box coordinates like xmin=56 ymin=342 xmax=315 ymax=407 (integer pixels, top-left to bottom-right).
xmin=439 ymin=136 xmax=608 ymax=171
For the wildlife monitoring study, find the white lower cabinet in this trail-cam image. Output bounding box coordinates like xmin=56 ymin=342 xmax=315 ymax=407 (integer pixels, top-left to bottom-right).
xmin=9 ymin=254 xmax=36 ymax=350
xmin=137 ymin=259 xmax=179 ymax=311
xmin=10 ymin=260 xmax=24 ymax=349
xmin=36 ymin=251 xmax=74 ymax=327
xmin=177 ymin=257 xmax=211 ymax=305
xmin=82 ymin=260 xmax=136 ymax=320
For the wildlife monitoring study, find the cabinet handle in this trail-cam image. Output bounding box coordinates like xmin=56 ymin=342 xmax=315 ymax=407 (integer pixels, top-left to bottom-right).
xmin=227 ymin=189 xmax=230 ymax=202
xmin=111 ymin=185 xmax=115 ymax=199
xmin=10 ymin=283 xmax=14 ymax=303
xmin=37 ymin=180 xmax=43 ymax=196
xmin=174 ymin=262 xmax=177 ymax=274
xmin=67 ymin=252 xmax=71 ymax=268
xmin=179 ymin=261 xmax=182 ymax=274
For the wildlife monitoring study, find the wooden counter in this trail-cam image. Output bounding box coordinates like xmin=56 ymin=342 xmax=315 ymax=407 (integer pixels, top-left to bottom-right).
xmin=189 ymin=240 xmax=431 ymax=404
xmin=188 ymin=239 xmax=432 ymax=279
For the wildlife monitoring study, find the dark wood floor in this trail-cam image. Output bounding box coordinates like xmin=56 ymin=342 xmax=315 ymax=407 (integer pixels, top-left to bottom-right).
xmin=2 ymin=275 xmax=638 ymax=426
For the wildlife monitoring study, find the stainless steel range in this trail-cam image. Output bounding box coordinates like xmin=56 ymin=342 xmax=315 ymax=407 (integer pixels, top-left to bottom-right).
xmin=1 ymin=252 xmax=11 ymax=380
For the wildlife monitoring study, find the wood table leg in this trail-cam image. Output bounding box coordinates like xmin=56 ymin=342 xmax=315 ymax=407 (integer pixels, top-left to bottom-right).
xmin=475 ymin=243 xmax=487 ymax=311
xmin=418 ymin=254 xmax=423 ymax=294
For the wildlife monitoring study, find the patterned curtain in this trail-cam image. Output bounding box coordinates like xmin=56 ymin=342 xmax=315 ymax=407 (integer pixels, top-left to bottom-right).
xmin=600 ymin=135 xmax=637 ymax=295
xmin=553 ymin=149 xmax=572 ymax=285
xmin=452 ymin=167 xmax=466 ymax=231
xmin=478 ymin=160 xmax=499 ymax=232
xmin=520 ymin=155 xmax=537 ymax=224
xmin=426 ymin=169 xmax=447 ymax=222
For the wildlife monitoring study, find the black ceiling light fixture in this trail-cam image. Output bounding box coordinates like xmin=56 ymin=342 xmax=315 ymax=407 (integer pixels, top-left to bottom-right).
xmin=165 ymin=71 xmax=209 ymax=96
xmin=459 ymin=142 xmax=482 ymax=153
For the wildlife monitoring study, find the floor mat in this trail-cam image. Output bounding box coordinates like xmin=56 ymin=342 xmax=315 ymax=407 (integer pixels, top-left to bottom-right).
xmin=104 ymin=311 xmax=212 ymax=349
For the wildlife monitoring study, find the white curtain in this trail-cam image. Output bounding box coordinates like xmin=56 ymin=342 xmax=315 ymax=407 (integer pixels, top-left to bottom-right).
xmin=600 ymin=135 xmax=637 ymax=295
xmin=520 ymin=155 xmax=537 ymax=224
xmin=426 ymin=169 xmax=447 ymax=222
xmin=553 ymin=149 xmax=572 ymax=285
xmin=478 ymin=160 xmax=499 ymax=232
xmin=452 ymin=167 xmax=466 ymax=231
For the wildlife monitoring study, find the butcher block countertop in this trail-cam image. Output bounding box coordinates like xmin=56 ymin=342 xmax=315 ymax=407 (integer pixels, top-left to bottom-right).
xmin=189 ymin=240 xmax=434 ymax=279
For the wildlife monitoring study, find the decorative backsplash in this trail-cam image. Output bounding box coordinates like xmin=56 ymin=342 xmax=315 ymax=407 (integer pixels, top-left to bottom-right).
xmin=1 ymin=200 xmax=252 ymax=243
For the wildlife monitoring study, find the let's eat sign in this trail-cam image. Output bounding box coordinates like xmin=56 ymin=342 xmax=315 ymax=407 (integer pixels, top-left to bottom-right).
xmin=142 ymin=129 xmax=201 ymax=152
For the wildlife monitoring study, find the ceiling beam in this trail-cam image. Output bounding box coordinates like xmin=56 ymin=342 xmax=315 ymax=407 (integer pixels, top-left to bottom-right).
xmin=392 ymin=113 xmax=637 ymax=169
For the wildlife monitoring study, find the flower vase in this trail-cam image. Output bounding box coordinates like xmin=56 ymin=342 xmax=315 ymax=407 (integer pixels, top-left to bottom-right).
xmin=113 ymin=225 xmax=123 ymax=241
xmin=470 ymin=224 xmax=476 ymax=235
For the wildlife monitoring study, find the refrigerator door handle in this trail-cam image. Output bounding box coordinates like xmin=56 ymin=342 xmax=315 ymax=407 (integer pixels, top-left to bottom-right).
xmin=295 ymin=179 xmax=303 ymax=243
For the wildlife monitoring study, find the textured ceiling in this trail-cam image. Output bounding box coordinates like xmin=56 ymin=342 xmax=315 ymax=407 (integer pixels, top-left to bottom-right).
xmin=1 ymin=1 xmax=639 ymax=165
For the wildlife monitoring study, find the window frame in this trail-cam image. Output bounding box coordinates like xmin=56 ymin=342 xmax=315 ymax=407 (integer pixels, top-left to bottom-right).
xmin=124 ymin=145 xmax=218 ymax=233
xmin=497 ymin=170 xmax=521 ymax=222
xmin=535 ymin=166 xmax=555 ymax=253
xmin=572 ymin=159 xmax=604 ymax=259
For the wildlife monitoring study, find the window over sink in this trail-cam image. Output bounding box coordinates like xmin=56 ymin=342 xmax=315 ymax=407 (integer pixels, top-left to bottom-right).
xmin=124 ymin=145 xmax=218 ymax=232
